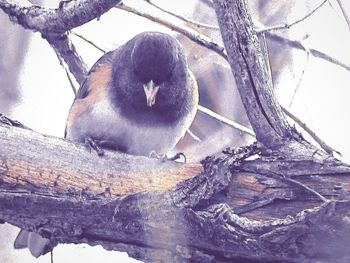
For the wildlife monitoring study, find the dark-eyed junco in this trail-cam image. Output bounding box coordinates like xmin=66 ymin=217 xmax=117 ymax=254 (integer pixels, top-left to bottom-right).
xmin=66 ymin=31 xmax=198 ymax=156
xmin=14 ymin=31 xmax=198 ymax=257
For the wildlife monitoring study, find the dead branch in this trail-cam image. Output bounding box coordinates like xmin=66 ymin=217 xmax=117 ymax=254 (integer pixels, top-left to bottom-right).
xmin=117 ymin=3 xmax=227 ymax=60
xmin=45 ymin=32 xmax=88 ymax=85
xmin=1 ymin=119 xmax=350 ymax=262
xmin=257 ymin=0 xmax=328 ymax=32
xmin=213 ymin=0 xmax=292 ymax=147
xmin=266 ymin=32 xmax=350 ymax=72
xmin=0 ymin=0 xmax=121 ymax=34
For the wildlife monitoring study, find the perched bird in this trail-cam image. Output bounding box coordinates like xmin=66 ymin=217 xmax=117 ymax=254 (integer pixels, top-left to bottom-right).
xmin=66 ymin=31 xmax=198 ymax=156
xmin=14 ymin=31 xmax=198 ymax=257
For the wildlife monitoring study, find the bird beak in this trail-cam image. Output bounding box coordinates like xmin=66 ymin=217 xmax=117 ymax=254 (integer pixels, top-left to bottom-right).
xmin=143 ymin=80 xmax=160 ymax=107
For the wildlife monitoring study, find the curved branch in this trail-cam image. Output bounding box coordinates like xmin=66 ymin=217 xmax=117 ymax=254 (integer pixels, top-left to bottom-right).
xmin=213 ymin=0 xmax=292 ymax=147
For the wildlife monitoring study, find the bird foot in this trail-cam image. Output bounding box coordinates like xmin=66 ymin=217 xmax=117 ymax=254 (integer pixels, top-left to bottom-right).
xmin=168 ymin=152 xmax=186 ymax=163
xmin=0 ymin=114 xmax=29 ymax=129
xmin=84 ymin=137 xmax=105 ymax=156
xmin=149 ymin=151 xmax=186 ymax=163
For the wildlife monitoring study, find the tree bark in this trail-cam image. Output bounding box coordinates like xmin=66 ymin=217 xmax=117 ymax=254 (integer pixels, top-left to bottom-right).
xmin=1 ymin=0 xmax=350 ymax=262
xmin=1 ymin=118 xmax=350 ymax=262
xmin=213 ymin=0 xmax=291 ymax=147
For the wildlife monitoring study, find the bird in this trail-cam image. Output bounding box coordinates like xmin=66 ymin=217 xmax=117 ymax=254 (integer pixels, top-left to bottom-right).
xmin=14 ymin=31 xmax=198 ymax=257
xmin=66 ymin=31 xmax=198 ymax=157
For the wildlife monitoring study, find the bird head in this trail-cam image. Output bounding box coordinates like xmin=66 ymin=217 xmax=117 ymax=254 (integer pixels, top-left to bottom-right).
xmin=131 ymin=32 xmax=182 ymax=107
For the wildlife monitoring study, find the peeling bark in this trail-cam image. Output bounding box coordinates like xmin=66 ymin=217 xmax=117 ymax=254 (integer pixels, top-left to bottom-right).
xmin=0 ymin=120 xmax=350 ymax=262
xmin=0 ymin=0 xmax=350 ymax=262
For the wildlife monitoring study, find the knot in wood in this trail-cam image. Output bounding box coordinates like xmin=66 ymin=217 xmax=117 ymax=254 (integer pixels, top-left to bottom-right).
xmin=122 ymin=220 xmax=142 ymax=234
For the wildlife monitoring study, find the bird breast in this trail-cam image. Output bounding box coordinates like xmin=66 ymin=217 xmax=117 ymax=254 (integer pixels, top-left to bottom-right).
xmin=72 ymin=98 xmax=189 ymax=156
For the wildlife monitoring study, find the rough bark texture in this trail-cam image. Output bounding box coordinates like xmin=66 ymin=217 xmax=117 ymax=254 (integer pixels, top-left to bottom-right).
xmin=44 ymin=33 xmax=88 ymax=86
xmin=1 ymin=120 xmax=350 ymax=262
xmin=0 ymin=0 xmax=121 ymax=34
xmin=213 ymin=0 xmax=292 ymax=147
xmin=1 ymin=0 xmax=350 ymax=262
xmin=0 ymin=121 xmax=201 ymax=197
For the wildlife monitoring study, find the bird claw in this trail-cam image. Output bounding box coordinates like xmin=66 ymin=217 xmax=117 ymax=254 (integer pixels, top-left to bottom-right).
xmin=84 ymin=137 xmax=105 ymax=156
xmin=168 ymin=152 xmax=186 ymax=163
xmin=149 ymin=151 xmax=186 ymax=163
xmin=0 ymin=114 xmax=29 ymax=129
xmin=149 ymin=151 xmax=165 ymax=160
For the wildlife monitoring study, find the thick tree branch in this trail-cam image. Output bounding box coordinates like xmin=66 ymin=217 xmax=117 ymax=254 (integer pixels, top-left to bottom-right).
xmin=1 ymin=120 xmax=350 ymax=262
xmin=0 ymin=0 xmax=118 ymax=86
xmin=0 ymin=122 xmax=201 ymax=197
xmin=213 ymin=0 xmax=292 ymax=147
xmin=0 ymin=0 xmax=121 ymax=34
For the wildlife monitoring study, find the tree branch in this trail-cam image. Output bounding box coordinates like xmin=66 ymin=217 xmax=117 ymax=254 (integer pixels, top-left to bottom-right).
xmin=197 ymin=105 xmax=255 ymax=137
xmin=0 ymin=122 xmax=201 ymax=197
xmin=1 ymin=119 xmax=350 ymax=262
xmin=145 ymin=0 xmax=219 ymax=30
xmin=266 ymin=32 xmax=350 ymax=72
xmin=282 ymin=107 xmax=341 ymax=156
xmin=45 ymin=32 xmax=88 ymax=85
xmin=0 ymin=0 xmax=121 ymax=34
xmin=212 ymin=0 xmax=292 ymax=147
xmin=117 ymin=3 xmax=227 ymax=60
xmin=257 ymin=0 xmax=328 ymax=32
xmin=336 ymin=0 xmax=350 ymax=29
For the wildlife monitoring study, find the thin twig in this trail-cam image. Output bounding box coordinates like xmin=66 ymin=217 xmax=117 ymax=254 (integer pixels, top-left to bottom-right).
xmin=289 ymin=40 xmax=310 ymax=108
xmin=335 ymin=0 xmax=350 ymax=29
xmin=198 ymin=105 xmax=255 ymax=137
xmin=117 ymin=3 xmax=227 ymax=60
xmin=200 ymin=0 xmax=213 ymax=9
xmin=145 ymin=0 xmax=219 ymax=30
xmin=70 ymin=31 xmax=106 ymax=53
xmin=187 ymin=129 xmax=201 ymax=142
xmin=266 ymin=32 xmax=350 ymax=72
xmin=120 ymin=0 xmax=350 ymax=77
xmin=53 ymin=47 xmax=78 ymax=95
xmin=282 ymin=106 xmax=341 ymax=156
xmin=283 ymin=177 xmax=329 ymax=203
xmin=257 ymin=0 xmax=328 ymax=32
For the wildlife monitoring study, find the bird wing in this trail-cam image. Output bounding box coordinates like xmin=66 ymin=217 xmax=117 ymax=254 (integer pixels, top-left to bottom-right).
xmin=64 ymin=50 xmax=116 ymax=139
xmin=75 ymin=50 xmax=115 ymax=100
